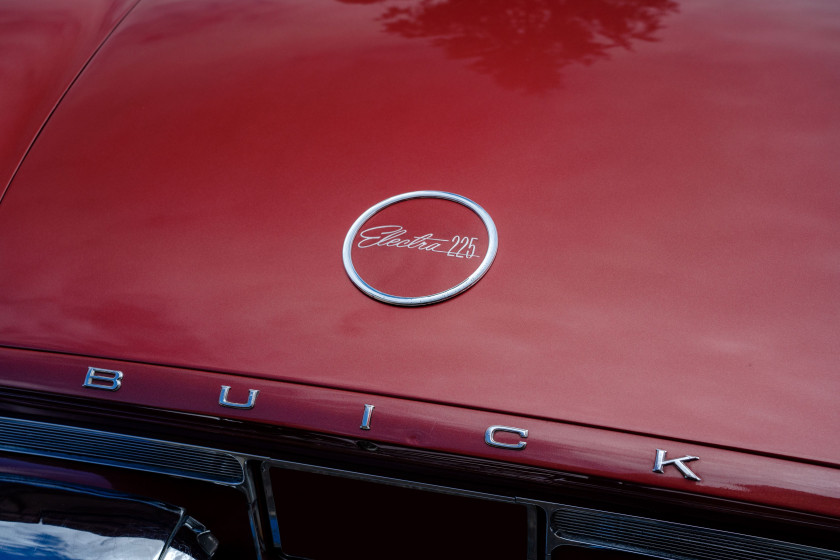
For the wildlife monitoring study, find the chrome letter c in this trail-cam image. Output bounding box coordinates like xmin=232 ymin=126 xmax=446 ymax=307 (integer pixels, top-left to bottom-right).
xmin=485 ymin=425 xmax=528 ymax=450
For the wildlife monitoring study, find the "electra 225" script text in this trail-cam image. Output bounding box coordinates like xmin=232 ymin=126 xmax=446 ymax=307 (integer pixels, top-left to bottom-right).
xmin=356 ymin=225 xmax=480 ymax=259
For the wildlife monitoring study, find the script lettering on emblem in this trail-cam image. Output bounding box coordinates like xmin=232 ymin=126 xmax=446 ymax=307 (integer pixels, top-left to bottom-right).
xmin=357 ymin=225 xmax=480 ymax=259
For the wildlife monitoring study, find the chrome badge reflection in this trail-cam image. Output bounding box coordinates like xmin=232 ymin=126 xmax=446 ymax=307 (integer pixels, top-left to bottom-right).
xmin=343 ymin=191 xmax=498 ymax=306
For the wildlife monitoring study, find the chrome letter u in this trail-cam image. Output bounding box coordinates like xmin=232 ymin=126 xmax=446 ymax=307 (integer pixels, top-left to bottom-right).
xmin=219 ymin=385 xmax=259 ymax=409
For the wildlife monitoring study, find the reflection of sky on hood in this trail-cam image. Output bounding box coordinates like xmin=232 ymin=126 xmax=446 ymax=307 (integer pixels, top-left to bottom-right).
xmin=0 ymin=521 xmax=195 ymax=560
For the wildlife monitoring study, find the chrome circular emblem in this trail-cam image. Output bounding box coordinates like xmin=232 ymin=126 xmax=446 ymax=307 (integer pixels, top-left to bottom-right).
xmin=343 ymin=191 xmax=498 ymax=306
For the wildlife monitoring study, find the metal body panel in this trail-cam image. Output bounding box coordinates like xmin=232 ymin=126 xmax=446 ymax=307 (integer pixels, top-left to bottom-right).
xmin=1 ymin=410 xmax=838 ymax=559
xmin=0 ymin=0 xmax=137 ymax=199
xmin=1 ymin=348 xmax=838 ymax=518
xmin=0 ymin=0 xmax=838 ymax=518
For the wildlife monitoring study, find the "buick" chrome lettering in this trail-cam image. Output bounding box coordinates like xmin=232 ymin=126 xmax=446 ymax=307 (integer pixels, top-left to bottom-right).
xmin=485 ymin=425 xmax=528 ymax=450
xmin=219 ymin=385 xmax=259 ymax=409
xmin=81 ymin=368 xmax=701 ymax=481
xmin=83 ymin=367 xmax=123 ymax=391
xmin=652 ymin=449 xmax=701 ymax=481
xmin=360 ymin=404 xmax=375 ymax=430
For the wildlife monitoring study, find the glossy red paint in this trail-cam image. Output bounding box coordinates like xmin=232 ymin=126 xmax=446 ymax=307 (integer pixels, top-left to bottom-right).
xmin=2 ymin=347 xmax=839 ymax=517
xmin=0 ymin=0 xmax=137 ymax=199
xmin=1 ymin=0 xmax=839 ymax=482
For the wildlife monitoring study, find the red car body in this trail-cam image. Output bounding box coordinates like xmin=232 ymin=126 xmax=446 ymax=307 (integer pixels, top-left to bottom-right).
xmin=1 ymin=0 xmax=838 ymax=558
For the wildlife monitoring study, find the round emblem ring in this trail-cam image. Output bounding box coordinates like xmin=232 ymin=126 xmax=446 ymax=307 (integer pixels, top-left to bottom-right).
xmin=343 ymin=191 xmax=498 ymax=306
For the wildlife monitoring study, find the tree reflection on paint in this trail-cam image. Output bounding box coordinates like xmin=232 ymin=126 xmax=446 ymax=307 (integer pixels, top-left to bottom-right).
xmin=342 ymin=0 xmax=678 ymax=92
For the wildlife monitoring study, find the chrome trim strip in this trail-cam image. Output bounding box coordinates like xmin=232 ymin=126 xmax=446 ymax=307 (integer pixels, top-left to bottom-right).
xmin=259 ymin=462 xmax=283 ymax=549
xmin=0 ymin=416 xmax=244 ymax=485
xmin=2 ymin=415 xmax=838 ymax=560
xmin=524 ymin=503 xmax=541 ymax=560
xmin=535 ymin=502 xmax=840 ymax=560
xmin=240 ymin=460 xmax=268 ymax=560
